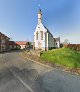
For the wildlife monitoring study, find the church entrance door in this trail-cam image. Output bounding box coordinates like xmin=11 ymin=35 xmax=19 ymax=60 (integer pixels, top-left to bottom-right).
xmin=38 ymin=41 xmax=42 ymax=49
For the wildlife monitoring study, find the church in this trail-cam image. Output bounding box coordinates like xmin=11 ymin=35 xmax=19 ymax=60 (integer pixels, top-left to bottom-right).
xmin=33 ymin=9 xmax=60 ymax=51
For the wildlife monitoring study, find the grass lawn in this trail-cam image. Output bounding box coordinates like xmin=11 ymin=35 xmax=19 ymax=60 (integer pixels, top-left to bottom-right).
xmin=40 ymin=48 xmax=80 ymax=68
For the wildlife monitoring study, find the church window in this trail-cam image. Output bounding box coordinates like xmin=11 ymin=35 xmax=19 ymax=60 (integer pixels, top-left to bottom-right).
xmin=40 ymin=31 xmax=43 ymax=40
xmin=36 ymin=31 xmax=38 ymax=40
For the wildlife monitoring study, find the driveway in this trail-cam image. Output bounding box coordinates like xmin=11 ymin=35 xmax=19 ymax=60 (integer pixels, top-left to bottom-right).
xmin=0 ymin=51 xmax=80 ymax=92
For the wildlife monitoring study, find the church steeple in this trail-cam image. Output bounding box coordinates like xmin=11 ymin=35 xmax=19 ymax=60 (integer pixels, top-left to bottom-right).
xmin=38 ymin=9 xmax=42 ymax=24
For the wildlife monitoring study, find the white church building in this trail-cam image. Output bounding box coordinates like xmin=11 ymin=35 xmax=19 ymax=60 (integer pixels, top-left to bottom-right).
xmin=33 ymin=9 xmax=60 ymax=51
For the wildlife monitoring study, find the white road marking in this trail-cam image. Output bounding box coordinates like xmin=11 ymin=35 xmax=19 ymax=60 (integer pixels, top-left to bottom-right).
xmin=9 ymin=69 xmax=35 ymax=92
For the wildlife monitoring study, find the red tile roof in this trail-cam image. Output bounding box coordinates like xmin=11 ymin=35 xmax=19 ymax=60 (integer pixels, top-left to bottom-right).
xmin=15 ymin=41 xmax=28 ymax=45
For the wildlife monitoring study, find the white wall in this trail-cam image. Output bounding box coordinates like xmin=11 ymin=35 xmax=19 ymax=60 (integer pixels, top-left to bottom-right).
xmin=34 ymin=23 xmax=56 ymax=50
xmin=20 ymin=45 xmax=26 ymax=49
xmin=34 ymin=23 xmax=47 ymax=50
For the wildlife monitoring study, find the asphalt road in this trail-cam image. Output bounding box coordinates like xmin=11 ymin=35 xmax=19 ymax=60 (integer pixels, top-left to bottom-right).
xmin=0 ymin=51 xmax=80 ymax=92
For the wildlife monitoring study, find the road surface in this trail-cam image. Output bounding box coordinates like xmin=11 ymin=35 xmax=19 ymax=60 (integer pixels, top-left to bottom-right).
xmin=0 ymin=51 xmax=80 ymax=92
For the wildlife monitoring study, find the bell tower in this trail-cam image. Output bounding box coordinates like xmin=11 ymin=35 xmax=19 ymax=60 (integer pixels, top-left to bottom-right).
xmin=38 ymin=9 xmax=42 ymax=24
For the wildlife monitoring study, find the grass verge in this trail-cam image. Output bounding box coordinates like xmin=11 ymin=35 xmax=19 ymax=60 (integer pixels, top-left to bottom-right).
xmin=40 ymin=48 xmax=80 ymax=68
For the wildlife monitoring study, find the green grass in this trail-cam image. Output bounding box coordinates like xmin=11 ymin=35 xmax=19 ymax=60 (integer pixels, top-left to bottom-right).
xmin=40 ymin=48 xmax=80 ymax=68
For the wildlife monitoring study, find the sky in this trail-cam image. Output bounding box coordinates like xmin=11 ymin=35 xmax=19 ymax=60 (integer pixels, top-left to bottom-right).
xmin=0 ymin=0 xmax=80 ymax=43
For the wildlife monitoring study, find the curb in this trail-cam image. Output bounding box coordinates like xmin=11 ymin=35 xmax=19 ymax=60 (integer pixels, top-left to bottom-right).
xmin=20 ymin=53 xmax=80 ymax=76
xmin=20 ymin=53 xmax=53 ymax=69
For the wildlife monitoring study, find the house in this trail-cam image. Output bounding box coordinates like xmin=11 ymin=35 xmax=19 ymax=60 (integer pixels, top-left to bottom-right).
xmin=54 ymin=37 xmax=60 ymax=48
xmin=33 ymin=9 xmax=60 ymax=51
xmin=9 ymin=41 xmax=21 ymax=50
xmin=0 ymin=32 xmax=29 ymax=51
xmin=0 ymin=32 xmax=10 ymax=52
xmin=15 ymin=41 xmax=29 ymax=49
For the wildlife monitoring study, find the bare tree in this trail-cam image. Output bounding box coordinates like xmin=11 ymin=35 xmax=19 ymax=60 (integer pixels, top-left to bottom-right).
xmin=64 ymin=39 xmax=69 ymax=45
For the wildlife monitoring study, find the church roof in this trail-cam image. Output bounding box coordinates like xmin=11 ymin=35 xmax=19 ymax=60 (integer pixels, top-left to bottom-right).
xmin=44 ymin=26 xmax=53 ymax=37
xmin=54 ymin=37 xmax=60 ymax=41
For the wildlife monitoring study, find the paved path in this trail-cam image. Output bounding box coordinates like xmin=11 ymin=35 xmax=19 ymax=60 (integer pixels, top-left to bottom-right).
xmin=0 ymin=51 xmax=80 ymax=92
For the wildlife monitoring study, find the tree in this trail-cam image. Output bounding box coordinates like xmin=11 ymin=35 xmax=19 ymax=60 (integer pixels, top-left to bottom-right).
xmin=64 ymin=39 xmax=69 ymax=45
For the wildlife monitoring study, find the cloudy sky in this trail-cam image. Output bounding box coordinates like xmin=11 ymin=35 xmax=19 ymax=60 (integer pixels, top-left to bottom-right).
xmin=0 ymin=0 xmax=80 ymax=43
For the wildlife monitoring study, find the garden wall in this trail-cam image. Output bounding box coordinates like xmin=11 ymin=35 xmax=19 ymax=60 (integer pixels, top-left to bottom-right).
xmin=64 ymin=44 xmax=80 ymax=51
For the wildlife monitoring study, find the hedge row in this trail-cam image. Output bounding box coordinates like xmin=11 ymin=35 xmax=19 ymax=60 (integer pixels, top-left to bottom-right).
xmin=64 ymin=44 xmax=80 ymax=51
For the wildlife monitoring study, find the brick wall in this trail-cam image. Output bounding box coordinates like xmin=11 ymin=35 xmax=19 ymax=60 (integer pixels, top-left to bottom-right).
xmin=64 ymin=44 xmax=80 ymax=51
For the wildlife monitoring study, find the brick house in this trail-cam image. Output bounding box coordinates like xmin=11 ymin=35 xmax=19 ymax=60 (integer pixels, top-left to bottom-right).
xmin=0 ymin=32 xmax=10 ymax=52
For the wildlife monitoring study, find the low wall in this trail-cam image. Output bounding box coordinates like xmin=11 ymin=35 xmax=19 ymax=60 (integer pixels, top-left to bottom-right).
xmin=64 ymin=44 xmax=80 ymax=51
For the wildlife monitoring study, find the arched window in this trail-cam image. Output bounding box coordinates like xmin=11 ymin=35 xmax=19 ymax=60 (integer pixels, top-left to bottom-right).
xmin=36 ymin=31 xmax=38 ymax=40
xmin=40 ymin=31 xmax=43 ymax=40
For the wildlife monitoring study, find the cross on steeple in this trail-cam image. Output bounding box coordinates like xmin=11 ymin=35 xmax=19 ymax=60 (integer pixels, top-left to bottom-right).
xmin=38 ymin=4 xmax=41 ymax=10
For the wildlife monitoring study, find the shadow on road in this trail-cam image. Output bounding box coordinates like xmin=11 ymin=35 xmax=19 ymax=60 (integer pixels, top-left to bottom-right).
xmin=0 ymin=66 xmax=80 ymax=92
xmin=0 ymin=66 xmax=42 ymax=92
xmin=37 ymin=69 xmax=80 ymax=92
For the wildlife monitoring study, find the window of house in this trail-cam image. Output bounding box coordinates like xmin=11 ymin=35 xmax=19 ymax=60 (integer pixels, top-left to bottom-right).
xmin=36 ymin=31 xmax=38 ymax=40
xmin=40 ymin=31 xmax=43 ymax=40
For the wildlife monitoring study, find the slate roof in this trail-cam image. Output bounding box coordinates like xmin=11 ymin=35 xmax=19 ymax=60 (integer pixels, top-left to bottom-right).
xmin=54 ymin=37 xmax=60 ymax=41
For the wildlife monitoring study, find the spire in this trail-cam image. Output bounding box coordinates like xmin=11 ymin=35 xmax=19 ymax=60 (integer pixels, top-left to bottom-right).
xmin=38 ymin=4 xmax=42 ymax=24
xmin=38 ymin=9 xmax=42 ymax=14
